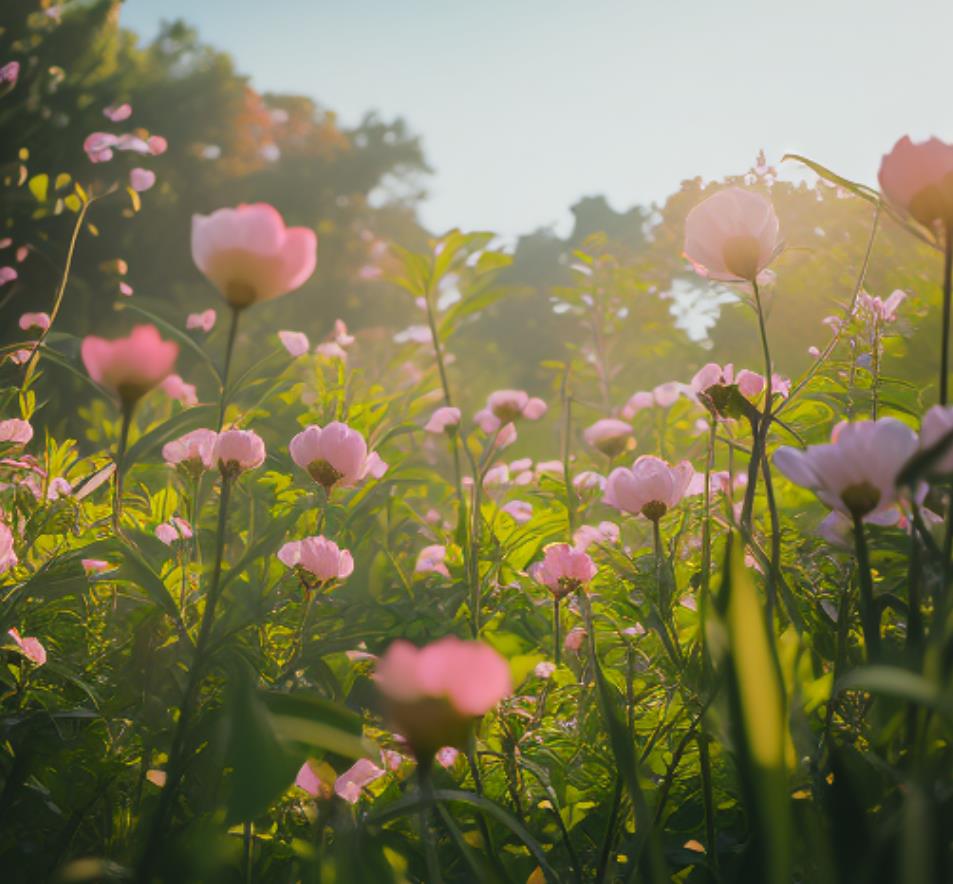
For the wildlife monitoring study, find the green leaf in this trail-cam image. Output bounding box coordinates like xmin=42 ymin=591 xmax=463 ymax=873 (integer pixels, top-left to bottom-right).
xmin=263 ymin=691 xmax=368 ymax=760
xmin=838 ymin=665 xmax=942 ymax=710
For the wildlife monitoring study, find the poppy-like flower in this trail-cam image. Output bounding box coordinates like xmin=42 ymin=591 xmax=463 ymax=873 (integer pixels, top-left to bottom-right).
xmin=279 ymin=330 xmax=310 ymax=357
xmin=213 ymin=429 xmax=266 ymax=477
xmin=415 ymin=544 xmax=450 ymax=577
xmin=0 ymin=522 xmax=16 ymax=574
xmin=475 ymin=390 xmax=547 ymax=433
xmin=278 ymin=535 xmax=354 ymax=586
xmin=375 ymin=637 xmax=512 ymax=758
xmin=684 ymin=187 xmax=782 ymax=282
xmin=191 ymin=203 xmax=317 ymax=309
xmin=691 ymin=362 xmax=788 ymax=420
xmin=289 ymin=422 xmax=388 ymax=491
xmin=920 ymin=405 xmax=953 ymax=476
xmin=531 ymin=543 xmax=597 ymax=599
xmin=501 ymin=499 xmax=533 ymax=524
xmin=103 ymin=103 xmax=132 ymax=122
xmin=773 ymin=418 xmax=918 ymax=520
xmin=583 ymin=418 xmax=634 ymax=458
xmin=162 ymin=428 xmax=217 ymax=476
xmin=155 ymin=517 xmax=192 ymax=546
xmin=0 ymin=419 xmax=33 ymax=446
xmin=334 ymin=758 xmax=385 ymax=804
xmin=878 ymin=136 xmax=953 ymax=231
xmin=160 ymin=373 xmax=198 ymax=407
xmin=572 ymin=521 xmax=620 ymax=551
xmin=186 ymin=309 xmax=216 ymax=332
xmin=81 ymin=325 xmax=178 ymax=408
xmin=604 ymin=455 xmax=695 ymax=521
xmin=19 ymin=312 xmax=50 ymax=332
xmin=424 ymin=406 xmax=461 ymax=434
xmin=7 ymin=628 xmax=45 ymax=666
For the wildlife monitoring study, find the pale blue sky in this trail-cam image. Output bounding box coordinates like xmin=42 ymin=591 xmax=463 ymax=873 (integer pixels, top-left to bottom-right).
xmin=121 ymin=0 xmax=952 ymax=237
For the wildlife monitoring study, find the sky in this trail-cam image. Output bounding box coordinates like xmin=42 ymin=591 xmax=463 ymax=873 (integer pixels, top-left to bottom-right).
xmin=121 ymin=0 xmax=953 ymax=238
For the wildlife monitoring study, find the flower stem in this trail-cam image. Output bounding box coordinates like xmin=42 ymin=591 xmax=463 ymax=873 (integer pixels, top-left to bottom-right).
xmin=553 ymin=596 xmax=561 ymax=667
xmin=851 ymin=515 xmax=881 ymax=662
xmin=112 ymin=403 xmax=133 ymax=534
xmin=941 ymin=227 xmax=953 ymax=406
xmin=138 ymin=473 xmax=234 ymax=876
xmin=761 ymin=452 xmax=782 ymax=625
xmin=417 ymin=763 xmax=442 ymax=884
xmin=218 ymin=306 xmax=242 ymax=430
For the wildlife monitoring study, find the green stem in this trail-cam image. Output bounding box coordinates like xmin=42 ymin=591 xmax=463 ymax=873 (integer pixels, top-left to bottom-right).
xmin=417 ymin=764 xmax=442 ymax=884
xmin=851 ymin=515 xmax=881 ymax=662
xmin=112 ymin=404 xmax=133 ymax=534
xmin=553 ymin=596 xmax=561 ymax=667
xmin=218 ymin=306 xmax=242 ymax=430
xmin=699 ymin=734 xmax=718 ymax=881
xmin=941 ymin=227 xmax=952 ymax=406
xmin=138 ymin=473 xmax=234 ymax=876
xmin=761 ymin=452 xmax=782 ymax=625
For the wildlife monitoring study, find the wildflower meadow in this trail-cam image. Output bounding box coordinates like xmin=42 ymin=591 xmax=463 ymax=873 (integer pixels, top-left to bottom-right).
xmin=3 ymin=3 xmax=953 ymax=883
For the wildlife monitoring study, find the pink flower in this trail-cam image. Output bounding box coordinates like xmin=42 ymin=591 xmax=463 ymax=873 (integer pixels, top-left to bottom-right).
xmin=83 ymin=132 xmax=118 ymax=163
xmin=494 ymin=422 xmax=518 ymax=449
xmin=574 ymin=470 xmax=606 ymax=491
xmin=47 ymin=477 xmax=71 ymax=501
xmin=572 ymin=521 xmax=620 ymax=551
xmin=857 ymin=289 xmax=906 ymax=324
xmin=0 ymin=419 xmax=33 ymax=446
xmin=773 ymin=418 xmax=918 ymax=520
xmin=19 ymin=312 xmax=50 ymax=332
xmin=534 ymin=661 xmax=557 ymax=679
xmin=155 ymin=517 xmax=192 ymax=546
xmin=621 ymin=383 xmax=692 ymax=418
xmin=334 ymin=758 xmax=385 ymax=804
xmin=119 ymin=282 xmax=134 ymax=297
xmin=878 ymin=136 xmax=953 ymax=230
xmin=475 ymin=390 xmax=547 ymax=433
xmin=162 ymin=428 xmax=217 ymax=474
xmin=129 ymin=168 xmax=156 ymax=193
xmin=81 ymin=559 xmax=112 ymax=576
xmin=0 ymin=266 xmax=18 ymax=286
xmin=684 ymin=187 xmax=782 ymax=282
xmin=0 ymin=61 xmax=20 ymax=87
xmin=921 ymin=405 xmax=953 ymax=475
xmin=424 ymin=406 xmax=461 ymax=434
xmin=213 ymin=429 xmax=266 ymax=476
xmin=604 ymin=455 xmax=695 ymax=521
xmin=532 ymin=543 xmax=597 ymax=599
xmin=501 ymin=499 xmax=533 ymax=524
xmin=278 ymin=535 xmax=354 ymax=585
xmin=186 ymin=309 xmax=216 ymax=332
xmin=415 ymin=544 xmax=449 ymax=578
xmin=564 ymin=626 xmax=586 ymax=653
xmin=0 ymin=522 xmax=16 ymax=574
xmin=278 ymin=330 xmax=310 ymax=357
xmin=191 ymin=203 xmax=317 ymax=308
xmin=160 ymin=373 xmax=198 ymax=407
xmin=435 ymin=746 xmax=459 ymax=769
xmin=103 ymin=103 xmax=132 ymax=122
xmin=295 ymin=761 xmax=326 ymax=798
xmin=81 ymin=324 xmax=178 ymax=407
xmin=583 ymin=418 xmax=634 ymax=458
xmin=147 ymin=135 xmax=168 ymax=156
xmin=690 ymin=362 xmax=787 ymax=419
xmin=375 ymin=637 xmax=512 ymax=757
xmin=7 ymin=628 xmax=45 ymax=666
xmin=289 ymin=422 xmax=388 ymax=490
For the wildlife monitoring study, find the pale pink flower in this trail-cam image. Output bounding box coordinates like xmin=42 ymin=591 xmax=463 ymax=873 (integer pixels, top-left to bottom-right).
xmin=295 ymin=761 xmax=325 ymax=798
xmin=572 ymin=521 xmax=620 ymax=551
xmin=424 ymin=406 xmax=461 ymax=434
xmin=501 ymin=499 xmax=533 ymax=524
xmin=919 ymin=405 xmax=953 ymax=476
xmin=483 ymin=463 xmax=510 ymax=487
xmin=621 ymin=384 xmax=691 ymax=418
xmin=160 ymin=373 xmax=198 ymax=407
xmin=475 ymin=390 xmax=547 ymax=433
xmin=684 ymin=187 xmax=782 ymax=282
xmin=115 ymin=133 xmax=151 ymax=154
xmin=46 ymin=477 xmax=71 ymax=501
xmin=0 ymin=522 xmax=16 ymax=574
xmin=289 ymin=422 xmax=387 ymax=490
xmin=435 ymin=746 xmax=459 ymax=769
xmin=81 ymin=325 xmax=178 ymax=407
xmin=83 ymin=132 xmax=117 ymax=163
xmin=0 ymin=266 xmax=18 ymax=286
xmin=186 ymin=309 xmax=217 ymax=332
xmin=334 ymin=758 xmax=385 ymax=804
xmin=493 ymin=422 xmax=518 ymax=449
xmin=604 ymin=455 xmax=695 ymax=521
xmin=534 ymin=661 xmax=557 ymax=679
xmin=878 ymin=136 xmax=953 ymax=230
xmin=81 ymin=559 xmax=112 ymax=576
xmin=315 ymin=341 xmax=347 ymax=360
xmin=213 ymin=429 xmax=266 ymax=476
xmin=279 ymin=330 xmax=310 ymax=357
xmin=535 ymin=460 xmax=564 ymax=479
xmin=147 ymin=135 xmax=168 ymax=156
xmin=7 ymin=628 xmax=45 ymax=666
xmin=0 ymin=61 xmax=20 ymax=87
xmin=415 ymin=544 xmax=449 ymax=578
xmin=162 ymin=428 xmax=217 ymax=473
xmin=18 ymin=312 xmax=50 ymax=332
xmin=574 ymin=470 xmax=606 ymax=491
xmin=103 ymin=103 xmax=132 ymax=122
xmin=0 ymin=419 xmax=33 ymax=446
xmin=191 ymin=203 xmax=317 ymax=308
xmin=129 ymin=167 xmax=156 ymax=193
xmin=532 ymin=543 xmax=597 ymax=599
xmin=119 ymin=281 xmax=133 ymax=297
xmin=583 ymin=418 xmax=634 ymax=458
xmin=773 ymin=418 xmax=918 ymax=520
xmin=278 ymin=535 xmax=354 ymax=584
xmin=856 ymin=289 xmax=906 ymax=324
xmin=375 ymin=637 xmax=512 ymax=756
xmin=155 ymin=517 xmax=192 ymax=546
xmin=564 ymin=626 xmax=586 ymax=653
xmin=691 ymin=362 xmax=787 ymax=419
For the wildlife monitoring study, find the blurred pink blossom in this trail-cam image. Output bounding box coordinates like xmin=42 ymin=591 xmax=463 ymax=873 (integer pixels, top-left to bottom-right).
xmin=279 ymin=330 xmax=310 ymax=357
xmin=19 ymin=312 xmax=50 ymax=332
xmin=81 ymin=325 xmax=178 ymax=407
xmin=7 ymin=628 xmax=45 ymax=666
xmin=186 ymin=309 xmax=216 ymax=332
